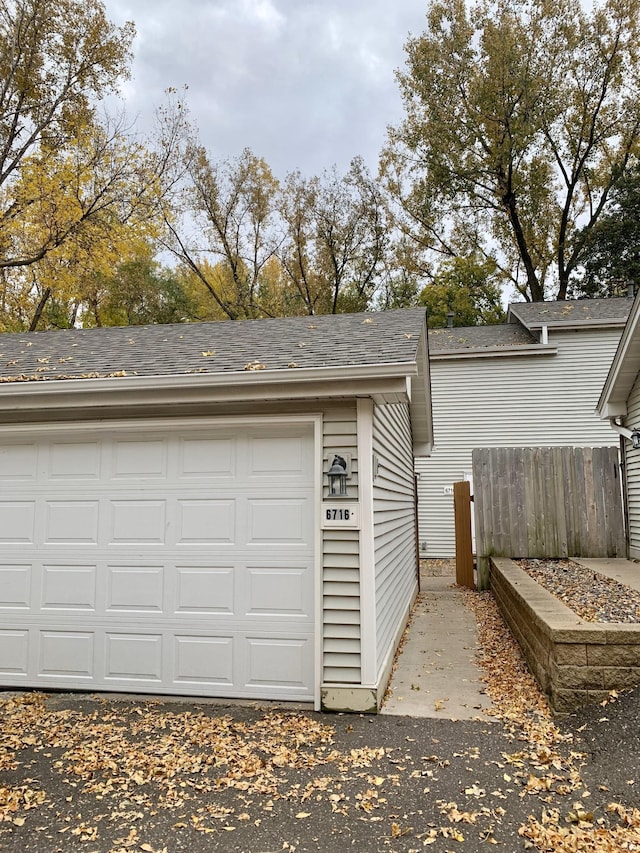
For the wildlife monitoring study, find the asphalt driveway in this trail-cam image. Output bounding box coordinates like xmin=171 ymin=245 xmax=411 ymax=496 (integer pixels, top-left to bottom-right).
xmin=0 ymin=688 xmax=638 ymax=853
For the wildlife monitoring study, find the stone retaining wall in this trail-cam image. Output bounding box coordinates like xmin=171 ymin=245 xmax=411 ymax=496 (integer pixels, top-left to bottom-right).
xmin=490 ymin=557 xmax=640 ymax=714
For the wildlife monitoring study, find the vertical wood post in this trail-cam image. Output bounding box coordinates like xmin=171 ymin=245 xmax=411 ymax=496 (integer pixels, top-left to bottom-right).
xmin=454 ymin=480 xmax=475 ymax=589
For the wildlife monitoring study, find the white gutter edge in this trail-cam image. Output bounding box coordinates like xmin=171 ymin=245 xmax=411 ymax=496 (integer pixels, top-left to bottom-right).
xmin=0 ymin=360 xmax=419 ymax=398
xmin=430 ymin=344 xmax=557 ymax=361
xmin=517 ymin=320 xmax=628 ymax=330
xmin=597 ymin=401 xmax=628 ymax=419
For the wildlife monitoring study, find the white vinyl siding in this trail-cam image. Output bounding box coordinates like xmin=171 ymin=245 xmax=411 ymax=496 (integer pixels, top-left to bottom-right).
xmin=625 ymin=377 xmax=640 ymax=557
xmin=418 ymin=327 xmax=623 ymax=557
xmin=372 ymin=402 xmax=418 ymax=678
xmin=322 ymin=404 xmax=360 ymax=684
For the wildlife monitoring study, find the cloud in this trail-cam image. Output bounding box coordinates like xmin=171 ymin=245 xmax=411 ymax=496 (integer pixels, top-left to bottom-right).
xmin=103 ymin=0 xmax=426 ymax=178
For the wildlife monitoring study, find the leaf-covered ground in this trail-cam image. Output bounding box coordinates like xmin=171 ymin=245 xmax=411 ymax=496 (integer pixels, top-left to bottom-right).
xmin=0 ymin=584 xmax=638 ymax=852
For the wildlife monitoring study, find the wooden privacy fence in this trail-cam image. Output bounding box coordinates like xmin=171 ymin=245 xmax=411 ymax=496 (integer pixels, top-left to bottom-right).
xmin=472 ymin=446 xmax=626 ymax=589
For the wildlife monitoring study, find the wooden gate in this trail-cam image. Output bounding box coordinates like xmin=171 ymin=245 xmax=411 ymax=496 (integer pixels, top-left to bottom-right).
xmin=472 ymin=446 xmax=626 ymax=589
xmin=454 ymin=480 xmax=475 ymax=589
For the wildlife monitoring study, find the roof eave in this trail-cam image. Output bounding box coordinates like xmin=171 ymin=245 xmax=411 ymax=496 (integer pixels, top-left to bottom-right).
xmin=507 ymin=303 xmax=630 ymax=332
xmin=430 ymin=343 xmax=557 ymax=360
xmin=527 ymin=319 xmax=628 ymax=331
xmin=0 ymin=360 xmax=427 ymax=422
xmin=410 ymin=329 xmax=433 ymax=456
xmin=597 ymin=296 xmax=640 ymax=417
xmin=0 ymin=360 xmax=417 ymax=393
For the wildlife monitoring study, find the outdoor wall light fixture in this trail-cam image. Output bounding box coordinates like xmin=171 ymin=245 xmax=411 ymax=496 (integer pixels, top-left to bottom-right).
xmin=632 ymin=429 xmax=640 ymax=450
xmin=328 ymin=454 xmax=348 ymax=497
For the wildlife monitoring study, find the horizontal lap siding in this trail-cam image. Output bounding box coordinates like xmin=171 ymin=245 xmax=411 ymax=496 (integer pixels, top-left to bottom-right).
xmin=373 ymin=402 xmax=417 ymax=677
xmin=418 ymin=328 xmax=623 ymax=557
xmin=625 ymin=378 xmax=640 ymax=556
xmin=322 ymin=405 xmax=360 ymax=684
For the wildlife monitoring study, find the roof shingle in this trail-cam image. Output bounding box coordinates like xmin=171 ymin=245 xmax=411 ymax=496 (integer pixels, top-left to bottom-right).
xmin=0 ymin=309 xmax=427 ymax=382
xmin=507 ymin=297 xmax=633 ymax=328
xmin=428 ymin=324 xmax=537 ymax=352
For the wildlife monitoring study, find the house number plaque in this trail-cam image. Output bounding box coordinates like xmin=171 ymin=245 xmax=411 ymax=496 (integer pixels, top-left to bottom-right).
xmin=321 ymin=503 xmax=360 ymax=530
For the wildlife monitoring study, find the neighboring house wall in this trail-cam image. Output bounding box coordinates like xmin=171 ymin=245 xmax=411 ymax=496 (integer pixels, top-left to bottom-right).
xmin=625 ymin=377 xmax=640 ymax=558
xmin=418 ymin=327 xmax=623 ymax=557
xmin=322 ymin=402 xmax=361 ymax=685
xmin=372 ymin=401 xmax=418 ymax=679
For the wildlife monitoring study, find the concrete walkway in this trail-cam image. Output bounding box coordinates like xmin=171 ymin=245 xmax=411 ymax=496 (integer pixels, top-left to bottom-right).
xmin=573 ymin=557 xmax=640 ymax=592
xmin=381 ymin=575 xmax=496 ymax=720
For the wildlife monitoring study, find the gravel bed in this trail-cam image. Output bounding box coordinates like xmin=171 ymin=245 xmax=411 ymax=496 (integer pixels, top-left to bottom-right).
xmin=516 ymin=558 xmax=640 ymax=623
xmin=420 ymin=558 xmax=456 ymax=577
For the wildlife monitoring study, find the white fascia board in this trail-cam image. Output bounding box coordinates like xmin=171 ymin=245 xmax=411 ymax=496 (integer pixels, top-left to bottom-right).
xmin=523 ymin=320 xmax=627 ymax=331
xmin=413 ymin=441 xmax=433 ymax=457
xmin=597 ymin=401 xmax=628 ymax=419
xmin=597 ymin=296 xmax=640 ymax=414
xmin=431 ymin=344 xmax=557 ymax=361
xmin=0 ymin=363 xmax=416 ymax=414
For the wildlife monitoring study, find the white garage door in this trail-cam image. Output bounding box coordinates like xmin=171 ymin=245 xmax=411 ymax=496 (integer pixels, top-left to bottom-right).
xmin=0 ymin=421 xmax=316 ymax=701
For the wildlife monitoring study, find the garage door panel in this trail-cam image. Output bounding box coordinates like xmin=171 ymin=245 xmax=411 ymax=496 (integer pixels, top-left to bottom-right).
xmin=107 ymin=566 xmax=164 ymax=612
xmin=39 ymin=630 xmax=94 ymax=679
xmin=42 ymin=565 xmax=96 ymax=610
xmin=0 ymin=564 xmax=31 ymax=608
xmin=0 ymin=444 xmax=37 ymax=480
xmin=44 ymin=501 xmax=99 ymax=544
xmin=0 ymin=502 xmax=35 ymax=542
xmin=0 ymin=625 xmax=315 ymax=699
xmin=174 ymin=635 xmax=234 ymax=685
xmin=0 ymin=423 xmax=315 ymax=701
xmin=0 ymin=629 xmax=29 ymax=674
xmin=247 ymin=499 xmax=312 ymax=543
xmin=248 ymin=435 xmax=309 ymax=478
xmin=113 ymin=440 xmax=167 ymax=479
xmin=105 ymin=633 xmax=163 ymax=681
xmin=179 ymin=437 xmax=235 ymax=478
xmin=50 ymin=442 xmax=100 ymax=480
xmin=109 ymin=500 xmax=167 ymax=543
xmin=247 ymin=566 xmax=311 ymax=617
xmin=177 ymin=499 xmax=235 ymax=542
xmin=175 ymin=565 xmax=234 ymax=613
xmin=245 ymin=637 xmax=312 ymax=691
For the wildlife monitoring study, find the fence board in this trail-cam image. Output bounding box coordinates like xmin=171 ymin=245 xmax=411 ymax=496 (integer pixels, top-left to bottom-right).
xmin=552 ymin=446 xmax=568 ymax=557
xmin=604 ymin=450 xmax=624 ymax=557
xmin=472 ymin=447 xmax=626 ymax=577
xmin=510 ymin=448 xmax=527 ymax=557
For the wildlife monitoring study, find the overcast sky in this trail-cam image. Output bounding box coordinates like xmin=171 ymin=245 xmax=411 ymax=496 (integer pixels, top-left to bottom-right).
xmin=102 ymin=0 xmax=428 ymax=179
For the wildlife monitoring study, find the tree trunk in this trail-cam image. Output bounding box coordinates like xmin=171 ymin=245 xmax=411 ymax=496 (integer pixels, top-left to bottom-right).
xmin=29 ymin=287 xmax=51 ymax=331
xmin=502 ymin=189 xmax=544 ymax=301
xmin=557 ymin=266 xmax=569 ymax=301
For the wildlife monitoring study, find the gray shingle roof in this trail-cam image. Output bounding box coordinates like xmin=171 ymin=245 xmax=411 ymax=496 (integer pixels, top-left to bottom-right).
xmin=0 ymin=309 xmax=427 ymax=382
xmin=507 ymin=296 xmax=633 ymax=328
xmin=428 ymin=324 xmax=537 ymax=352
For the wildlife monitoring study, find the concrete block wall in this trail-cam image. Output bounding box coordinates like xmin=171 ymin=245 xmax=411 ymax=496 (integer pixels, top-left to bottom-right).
xmin=490 ymin=558 xmax=640 ymax=713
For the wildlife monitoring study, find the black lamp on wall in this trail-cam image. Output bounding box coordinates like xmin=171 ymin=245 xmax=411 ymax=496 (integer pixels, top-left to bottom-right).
xmin=327 ymin=454 xmax=348 ymax=497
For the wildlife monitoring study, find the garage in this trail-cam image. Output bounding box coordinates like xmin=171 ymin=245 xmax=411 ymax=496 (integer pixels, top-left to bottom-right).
xmin=0 ymin=421 xmax=316 ymax=700
xmin=0 ymin=309 xmax=432 ymax=710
